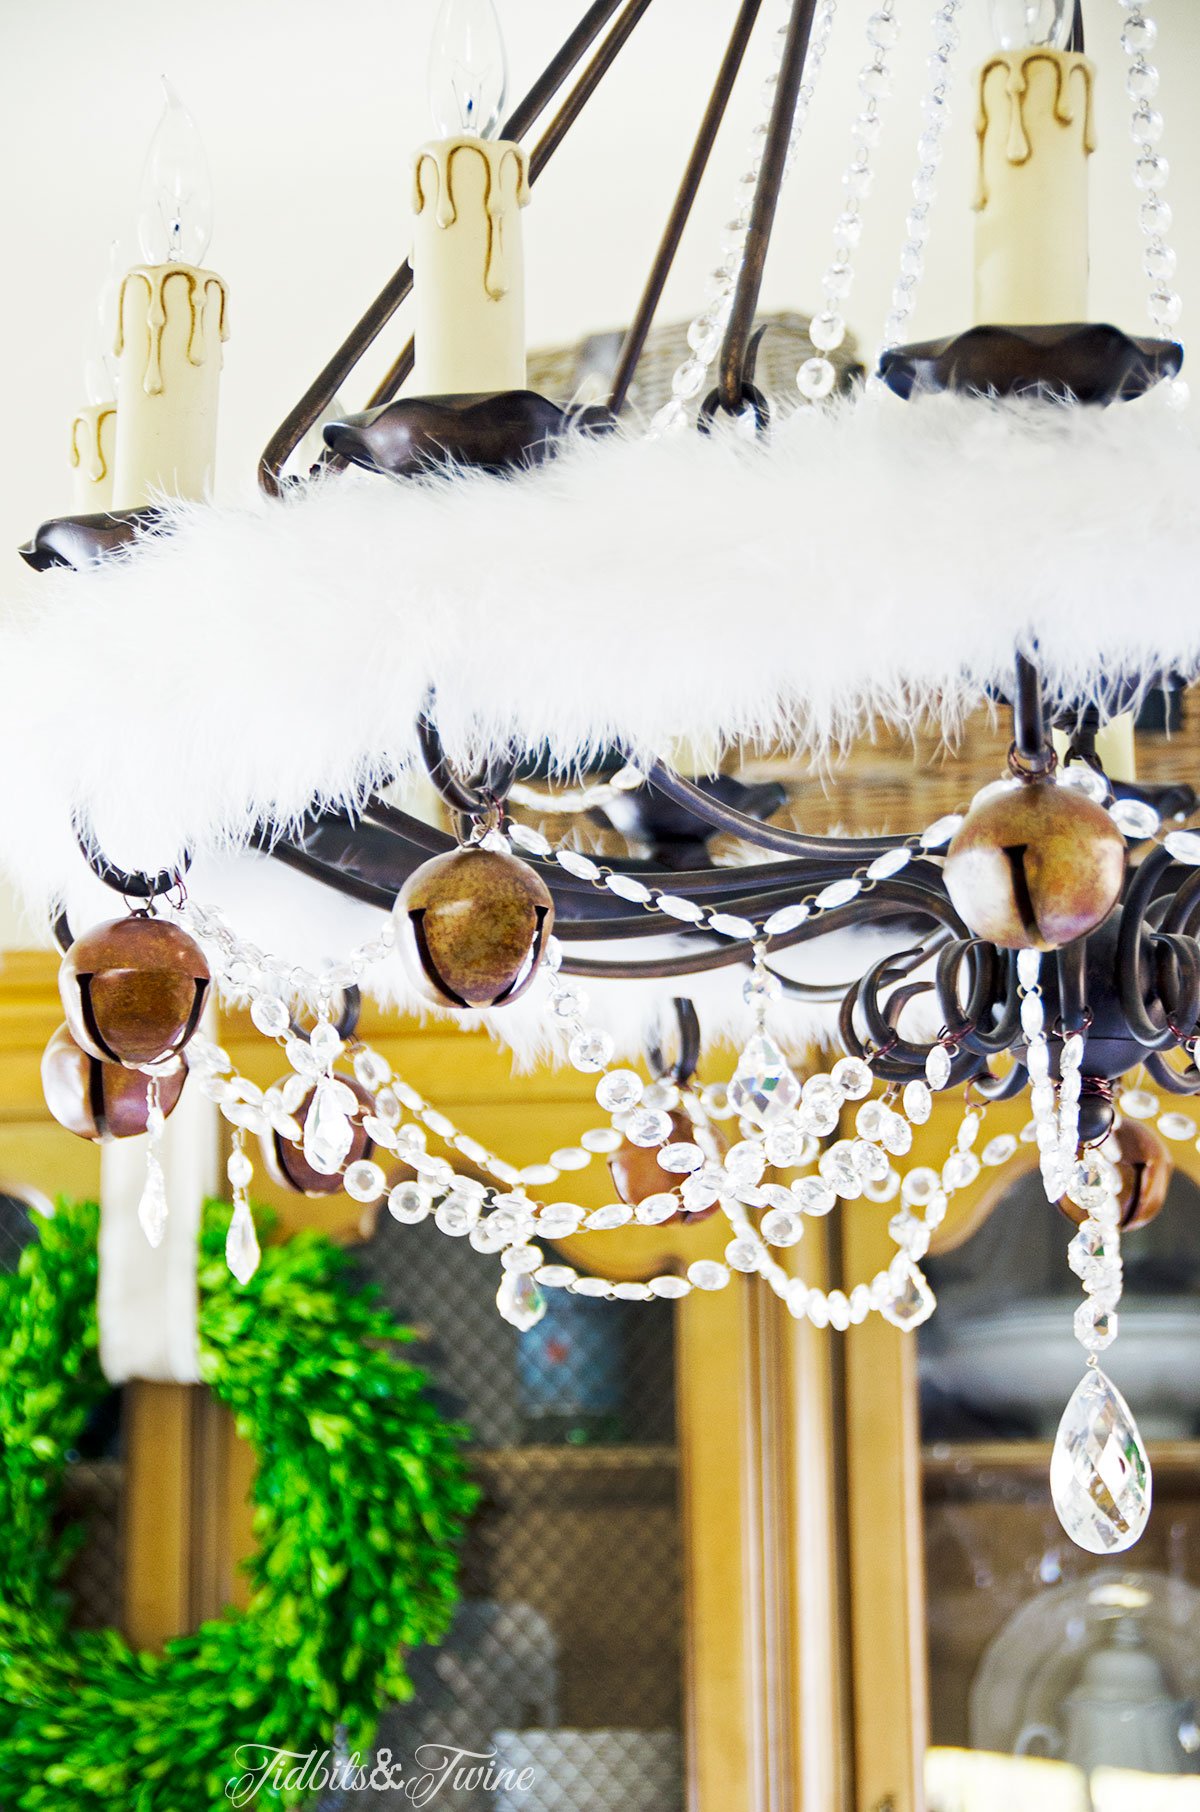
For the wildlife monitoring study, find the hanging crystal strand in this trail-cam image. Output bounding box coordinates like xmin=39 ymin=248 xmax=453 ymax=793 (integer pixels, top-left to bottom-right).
xmin=1051 ymin=1156 xmax=1152 ymax=1552
xmin=799 ymin=1 xmax=902 ymax=402
xmin=1116 ymin=0 xmax=1187 ymax=407
xmin=225 ymin=1128 xmax=261 ymax=1285
xmin=728 ymin=940 xmax=802 ymax=1124
xmin=651 ymin=0 xmax=838 ymax=434
xmin=137 ymin=1076 xmax=168 ymax=1247
xmin=1018 ymin=949 xmax=1072 ymax=1202
xmin=877 ymin=0 xmax=963 ymax=357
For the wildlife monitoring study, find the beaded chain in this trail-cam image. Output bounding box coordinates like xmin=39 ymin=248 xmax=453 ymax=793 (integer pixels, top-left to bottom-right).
xmin=1116 ymin=0 xmax=1186 ymax=407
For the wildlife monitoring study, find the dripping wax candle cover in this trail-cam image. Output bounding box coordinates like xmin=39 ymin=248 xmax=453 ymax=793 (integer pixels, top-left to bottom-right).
xmin=110 ymin=83 xmax=228 ymax=509
xmin=411 ymin=0 xmax=529 ymax=397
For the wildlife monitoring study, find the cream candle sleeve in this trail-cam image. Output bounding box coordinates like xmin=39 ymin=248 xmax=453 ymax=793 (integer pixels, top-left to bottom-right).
xmin=112 ymin=262 xmax=228 ymax=507
xmin=973 ymin=50 xmax=1095 ymax=325
xmin=412 ymin=136 xmax=530 ymax=395
xmin=69 ymin=403 xmax=117 ymax=512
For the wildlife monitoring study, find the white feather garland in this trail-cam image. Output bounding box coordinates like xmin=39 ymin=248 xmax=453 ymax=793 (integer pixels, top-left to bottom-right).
xmin=2 ymin=387 xmax=1196 ymax=939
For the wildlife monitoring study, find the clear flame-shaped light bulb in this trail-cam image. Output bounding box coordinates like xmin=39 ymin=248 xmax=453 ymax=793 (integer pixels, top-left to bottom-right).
xmin=83 ymin=238 xmax=123 ymax=404
xmin=989 ymin=0 xmax=1073 ymax=50
xmin=428 ymin=0 xmax=508 ymax=138
xmin=136 ymin=79 xmax=213 ymax=265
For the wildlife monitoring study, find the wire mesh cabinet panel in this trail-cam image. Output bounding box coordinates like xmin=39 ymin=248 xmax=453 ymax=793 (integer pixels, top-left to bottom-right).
xmin=341 ymin=1216 xmax=686 ymax=1812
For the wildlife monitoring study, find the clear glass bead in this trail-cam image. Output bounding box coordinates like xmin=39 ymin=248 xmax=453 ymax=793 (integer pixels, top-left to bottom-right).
xmin=793 ymin=1176 xmax=836 ymax=1217
xmin=659 ymin=1141 xmax=704 ymax=1174
xmin=1119 ymin=1087 xmax=1160 ymax=1120
xmin=1109 ymin=796 xmax=1161 ymax=839
xmin=1121 ymin=16 xmax=1157 ymax=54
xmin=626 ymin=1107 xmax=673 ymax=1148
xmin=1135 ymin=152 xmax=1169 ymax=192
xmin=656 ymin=893 xmax=706 ymax=924
xmin=901 ymin=1165 xmax=940 ymax=1207
xmin=925 ymin=1046 xmax=952 ymax=1090
xmin=649 ymin=1274 xmax=691 ymax=1299
xmin=981 ymin=1134 xmax=1018 ymax=1167
xmin=637 ymin=1192 xmax=681 ymax=1225
xmin=920 ymin=814 xmax=964 ymax=850
xmin=569 ymin=1028 xmax=615 ymax=1074
xmin=1074 ymin=1299 xmax=1118 ymax=1353
xmin=1127 ymin=58 xmax=1160 ymax=103
xmin=1140 ymin=196 xmax=1172 ymax=236
xmin=832 ymin=1057 xmax=874 ymax=1101
xmin=820 ymin=1142 xmax=863 ymax=1199
xmin=597 ymin=1070 xmax=643 ymax=1113
xmin=1165 ymin=830 xmax=1200 ymax=865
xmin=687 ymin=1260 xmax=729 ymax=1292
xmin=585 ymin=1203 xmax=633 ymax=1231
xmin=797 ymin=357 xmax=836 ymax=402
xmin=344 ymin=1159 xmax=385 ymax=1203
xmin=1158 ymin=1112 xmax=1195 ymax=1143
xmin=763 ymin=902 xmax=810 ymax=937
xmin=761 ymin=1206 xmax=803 ymax=1247
xmin=809 ymin=310 xmax=846 ymax=353
xmin=763 ymin=1119 xmax=814 ymax=1167
xmin=867 ymin=846 xmax=911 ymax=881
xmin=902 ymin=1079 xmax=933 ymax=1125
xmin=725 ymin=1238 xmax=761 ymax=1274
xmin=250 ymin=994 xmax=290 ymax=1038
xmin=943 ymin=1149 xmax=981 ymax=1191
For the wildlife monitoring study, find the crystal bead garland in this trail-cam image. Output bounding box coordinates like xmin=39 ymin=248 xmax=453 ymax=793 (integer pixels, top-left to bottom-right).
xmin=1016 ymin=949 xmax=1084 ymax=1204
xmin=878 ymin=0 xmax=963 ymax=356
xmin=1052 ymin=1156 xmax=1152 ymax=1553
xmin=1116 ymin=0 xmax=1187 ymax=408
xmin=799 ymin=1 xmax=901 ymax=402
xmin=652 ymin=0 xmax=838 ymax=435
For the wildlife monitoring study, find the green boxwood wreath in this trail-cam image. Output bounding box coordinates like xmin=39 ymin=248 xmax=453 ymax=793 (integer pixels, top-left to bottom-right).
xmin=0 ymin=1199 xmax=477 ymax=1811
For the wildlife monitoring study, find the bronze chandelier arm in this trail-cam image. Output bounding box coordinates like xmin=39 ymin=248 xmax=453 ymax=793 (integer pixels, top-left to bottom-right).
xmin=718 ymin=0 xmax=822 ymax=412
xmin=1116 ymin=846 xmax=1178 ymax=1049
xmin=638 ymin=758 xmax=915 ymax=861
xmin=607 ymin=0 xmax=764 ymax=415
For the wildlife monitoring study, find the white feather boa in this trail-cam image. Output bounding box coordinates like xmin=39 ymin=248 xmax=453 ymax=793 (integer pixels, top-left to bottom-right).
xmin=2 ymin=386 xmax=1194 ymax=1051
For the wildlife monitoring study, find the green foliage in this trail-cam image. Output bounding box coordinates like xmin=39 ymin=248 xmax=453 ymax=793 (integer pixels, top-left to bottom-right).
xmin=0 ymin=1200 xmax=476 ymax=1810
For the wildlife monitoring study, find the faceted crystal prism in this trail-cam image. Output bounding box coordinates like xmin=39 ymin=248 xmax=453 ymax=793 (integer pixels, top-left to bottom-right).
xmin=496 ymin=1270 xmax=546 ymax=1332
xmin=225 ymin=1199 xmax=262 ymax=1285
xmin=1051 ymin=1369 xmax=1152 ymax=1555
xmin=138 ymin=1155 xmax=168 ymax=1248
xmin=303 ymin=1080 xmax=355 ymax=1176
xmin=729 ymin=1033 xmax=801 ymax=1126
xmin=880 ymin=1258 xmax=936 ymax=1330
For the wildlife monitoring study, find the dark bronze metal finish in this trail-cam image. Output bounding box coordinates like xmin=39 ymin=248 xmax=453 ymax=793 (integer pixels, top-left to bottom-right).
xmin=877 ymin=323 xmax=1184 ymax=405
xmin=324 ymin=390 xmax=587 ymax=479
xmin=607 ymin=0 xmax=764 ymax=416
xmin=42 ymin=1021 xmax=187 ymax=1142
xmin=718 ymin=0 xmax=820 ymax=413
xmin=19 ymin=507 xmax=165 ymax=572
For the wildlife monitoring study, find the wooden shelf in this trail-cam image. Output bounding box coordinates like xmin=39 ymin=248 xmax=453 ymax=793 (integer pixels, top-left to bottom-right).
xmin=923 ymin=1438 xmax=1200 ymax=1484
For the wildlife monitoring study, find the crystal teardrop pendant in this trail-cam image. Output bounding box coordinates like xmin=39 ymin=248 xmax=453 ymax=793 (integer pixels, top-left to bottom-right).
xmin=496 ymin=1269 xmax=546 ymax=1332
xmin=138 ymin=1154 xmax=168 ymax=1247
xmin=303 ymin=1080 xmax=355 ymax=1177
xmin=225 ymin=1199 xmax=262 ymax=1286
xmin=728 ymin=1031 xmax=801 ymax=1126
xmin=879 ymin=1257 xmax=936 ymax=1330
xmin=1051 ymin=1368 xmax=1152 ymax=1555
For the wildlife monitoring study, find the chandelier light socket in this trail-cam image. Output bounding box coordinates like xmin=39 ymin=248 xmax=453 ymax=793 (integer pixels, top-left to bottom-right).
xmin=395 ymin=848 xmax=554 ymax=1010
xmin=943 ymin=779 xmax=1126 ymax=951
xmin=41 ymin=1021 xmax=186 ymax=1141
xmin=58 ymin=916 xmax=210 ymax=1067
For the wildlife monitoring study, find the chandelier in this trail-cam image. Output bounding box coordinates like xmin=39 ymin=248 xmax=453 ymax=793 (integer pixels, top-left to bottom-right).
xmin=9 ymin=0 xmax=1198 ymax=1565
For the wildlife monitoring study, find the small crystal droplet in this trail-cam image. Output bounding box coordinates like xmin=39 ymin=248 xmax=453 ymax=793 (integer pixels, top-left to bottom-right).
xmin=225 ymin=1199 xmax=261 ymax=1285
xmin=729 ymin=1031 xmax=802 ymax=1125
xmin=138 ymin=1156 xmax=168 ymax=1248
xmin=1050 ymin=1369 xmax=1152 ymax=1555
xmin=497 ymin=1270 xmax=546 ymax=1331
xmin=879 ymin=1259 xmax=936 ymax=1330
xmin=303 ymin=1081 xmax=355 ymax=1176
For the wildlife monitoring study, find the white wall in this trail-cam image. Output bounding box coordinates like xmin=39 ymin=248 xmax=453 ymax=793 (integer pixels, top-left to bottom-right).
xmin=0 ymin=0 xmax=1196 ymax=945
